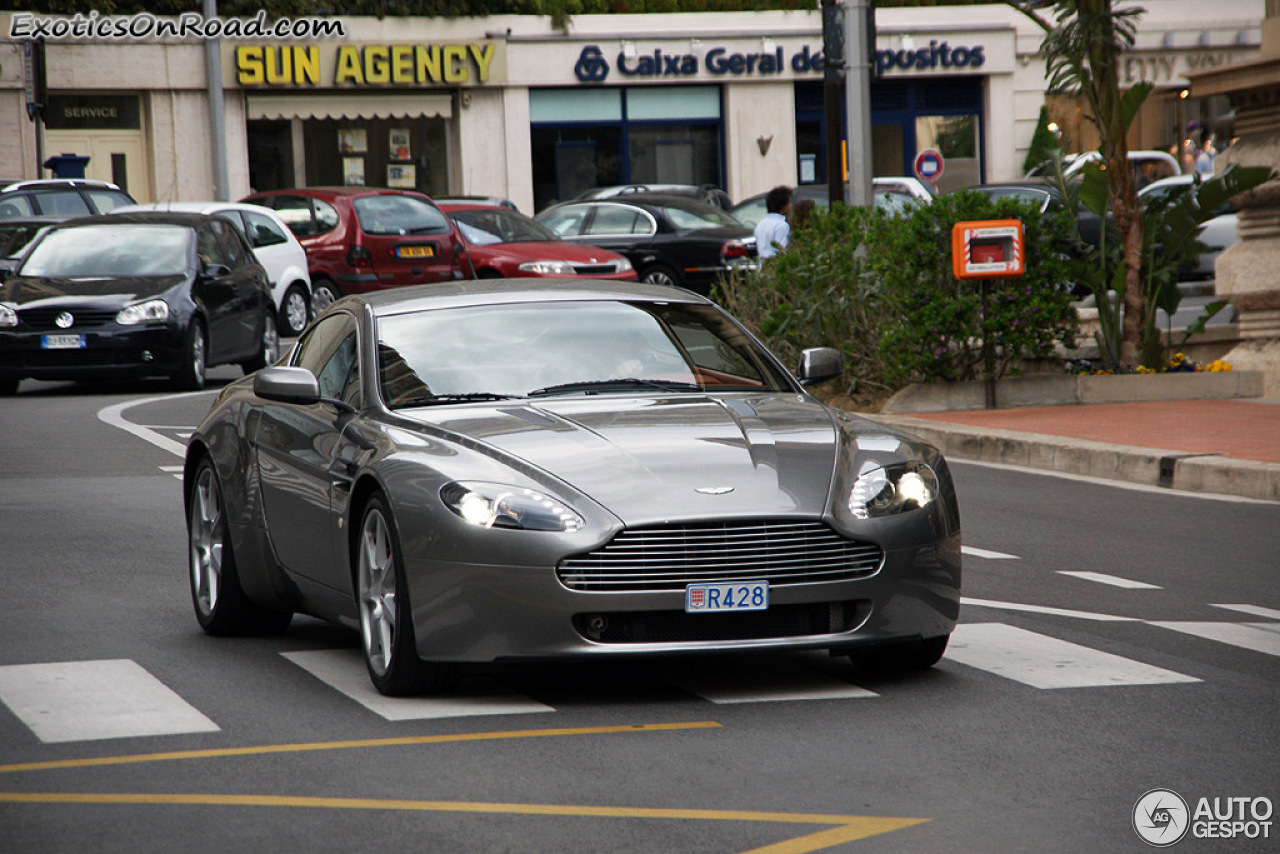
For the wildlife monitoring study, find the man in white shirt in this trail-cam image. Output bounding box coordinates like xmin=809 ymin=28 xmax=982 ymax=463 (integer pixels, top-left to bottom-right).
xmin=753 ymin=185 xmax=792 ymax=259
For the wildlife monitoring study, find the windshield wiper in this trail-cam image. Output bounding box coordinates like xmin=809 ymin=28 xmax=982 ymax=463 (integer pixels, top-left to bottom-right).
xmin=527 ymin=378 xmax=702 ymax=397
xmin=389 ymin=392 xmax=521 ymax=408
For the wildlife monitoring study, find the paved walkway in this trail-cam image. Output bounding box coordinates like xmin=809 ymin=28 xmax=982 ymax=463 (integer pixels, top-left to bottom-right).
xmin=867 ymin=398 xmax=1280 ymax=502
xmin=905 ymin=399 xmax=1280 ymax=464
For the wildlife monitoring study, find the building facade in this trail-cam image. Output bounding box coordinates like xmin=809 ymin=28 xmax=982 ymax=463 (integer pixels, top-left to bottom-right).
xmin=0 ymin=3 xmax=1264 ymax=214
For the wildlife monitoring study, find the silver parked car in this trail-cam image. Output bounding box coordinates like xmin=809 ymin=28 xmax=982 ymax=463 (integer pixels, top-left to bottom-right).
xmin=184 ymin=280 xmax=961 ymax=695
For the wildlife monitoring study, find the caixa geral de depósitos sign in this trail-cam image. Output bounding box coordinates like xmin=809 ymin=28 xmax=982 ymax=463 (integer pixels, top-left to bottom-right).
xmin=574 ymin=41 xmax=985 ymax=83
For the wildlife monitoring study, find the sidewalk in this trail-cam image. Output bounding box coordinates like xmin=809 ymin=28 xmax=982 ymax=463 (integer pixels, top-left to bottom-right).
xmin=865 ymin=398 xmax=1280 ymax=502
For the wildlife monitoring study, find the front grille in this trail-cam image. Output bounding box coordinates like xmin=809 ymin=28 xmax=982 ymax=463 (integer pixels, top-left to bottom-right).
xmin=571 ymin=263 xmax=620 ymax=275
xmin=572 ymin=600 xmax=869 ymax=644
xmin=557 ymin=520 xmax=883 ymax=592
xmin=19 ymin=307 xmax=118 ymax=331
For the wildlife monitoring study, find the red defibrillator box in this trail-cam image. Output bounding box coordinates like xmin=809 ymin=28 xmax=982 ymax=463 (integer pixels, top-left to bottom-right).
xmin=951 ymin=219 xmax=1025 ymax=280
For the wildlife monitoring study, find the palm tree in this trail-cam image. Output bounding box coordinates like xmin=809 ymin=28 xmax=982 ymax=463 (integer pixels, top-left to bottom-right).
xmin=1036 ymin=0 xmax=1147 ymax=367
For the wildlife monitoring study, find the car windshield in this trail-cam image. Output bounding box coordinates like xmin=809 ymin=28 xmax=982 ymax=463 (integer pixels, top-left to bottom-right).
xmin=450 ymin=209 xmax=558 ymax=245
xmin=353 ymin=194 xmax=451 ymax=236
xmin=662 ymin=204 xmax=741 ymax=231
xmin=18 ymin=223 xmax=192 ymax=278
xmin=376 ymin=300 xmax=793 ymax=406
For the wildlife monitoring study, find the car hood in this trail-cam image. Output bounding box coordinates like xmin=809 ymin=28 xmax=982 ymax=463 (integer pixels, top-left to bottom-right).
xmin=3 ymin=274 xmax=186 ymax=306
xmin=403 ymin=394 xmax=851 ymax=523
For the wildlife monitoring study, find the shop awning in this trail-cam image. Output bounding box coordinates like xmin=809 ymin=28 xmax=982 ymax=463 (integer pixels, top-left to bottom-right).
xmin=246 ymin=93 xmax=453 ymax=121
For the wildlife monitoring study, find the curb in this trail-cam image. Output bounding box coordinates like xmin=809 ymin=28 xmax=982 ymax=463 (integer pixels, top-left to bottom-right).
xmin=865 ymin=413 xmax=1280 ymax=503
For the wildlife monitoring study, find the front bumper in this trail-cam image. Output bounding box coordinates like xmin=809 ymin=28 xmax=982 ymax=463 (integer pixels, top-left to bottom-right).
xmin=405 ymin=535 xmax=961 ymax=663
xmin=0 ymin=323 xmax=184 ymax=381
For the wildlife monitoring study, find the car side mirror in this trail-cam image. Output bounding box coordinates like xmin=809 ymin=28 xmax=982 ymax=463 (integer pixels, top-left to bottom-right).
xmin=797 ymin=347 xmax=842 ymax=386
xmin=200 ymin=260 xmax=232 ymax=278
xmin=254 ymin=366 xmax=321 ymax=404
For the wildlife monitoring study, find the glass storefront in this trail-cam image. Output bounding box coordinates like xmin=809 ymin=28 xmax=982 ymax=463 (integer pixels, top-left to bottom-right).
xmin=530 ymin=86 xmax=724 ymax=211
xmin=795 ymin=76 xmax=985 ymax=193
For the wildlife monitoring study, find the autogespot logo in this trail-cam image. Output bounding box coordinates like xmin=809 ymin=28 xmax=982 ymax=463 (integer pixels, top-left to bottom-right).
xmin=574 ymin=45 xmax=610 ymax=82
xmin=1134 ymin=789 xmax=1190 ymax=847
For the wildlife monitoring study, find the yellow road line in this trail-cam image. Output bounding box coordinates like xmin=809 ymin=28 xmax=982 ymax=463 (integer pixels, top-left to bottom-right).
xmin=0 ymin=791 xmax=927 ymax=851
xmin=0 ymin=721 xmax=719 ymax=775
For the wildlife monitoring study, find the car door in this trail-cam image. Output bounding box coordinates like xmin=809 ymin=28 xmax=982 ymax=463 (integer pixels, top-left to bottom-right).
xmin=254 ymin=312 xmax=362 ymax=591
xmin=575 ymin=203 xmax=657 ymax=269
xmin=211 ymin=217 xmax=265 ymax=357
xmin=193 ymin=222 xmax=241 ymax=364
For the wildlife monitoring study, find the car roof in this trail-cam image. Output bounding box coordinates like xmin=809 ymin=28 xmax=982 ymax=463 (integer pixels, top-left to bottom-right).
xmin=1 ymin=178 xmax=124 ymax=193
xmin=54 ymin=211 xmax=227 ymax=229
xmin=113 ymin=201 xmax=277 ymax=216
xmin=356 ymin=278 xmax=710 ymax=317
xmin=559 ymin=193 xmax=726 ymax=213
xmin=248 ymin=186 xmax=432 ymax=199
xmin=437 ymin=202 xmax=512 ymax=213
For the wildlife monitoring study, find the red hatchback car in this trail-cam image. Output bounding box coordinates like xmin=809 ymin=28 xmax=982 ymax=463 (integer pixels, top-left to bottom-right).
xmin=241 ymin=187 xmax=472 ymax=313
xmin=440 ymin=202 xmax=637 ymax=281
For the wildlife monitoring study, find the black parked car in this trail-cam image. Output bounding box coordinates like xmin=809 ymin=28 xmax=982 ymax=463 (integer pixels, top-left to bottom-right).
xmin=0 ymin=212 xmax=279 ymax=395
xmin=0 ymin=179 xmax=136 ymax=218
xmin=958 ymin=180 xmax=1107 ymax=250
xmin=536 ymin=194 xmax=755 ymax=295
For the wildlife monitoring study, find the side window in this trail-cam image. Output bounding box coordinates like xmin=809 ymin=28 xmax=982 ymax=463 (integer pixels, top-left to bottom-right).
xmin=86 ymin=190 xmax=134 ymax=213
xmin=293 ymin=313 xmax=362 ymax=406
xmin=33 ymin=190 xmax=91 ymax=217
xmin=243 ymin=211 xmax=288 ymax=248
xmin=211 ymin=219 xmax=249 ymax=268
xmin=272 ymin=195 xmax=315 ymax=237
xmin=197 ymin=225 xmax=231 ymax=269
xmin=0 ymin=195 xmax=36 ymax=218
xmin=314 ymin=199 xmax=339 ymax=234
xmin=587 ymin=206 xmax=644 ymax=236
xmin=539 ymin=207 xmax=587 ymax=237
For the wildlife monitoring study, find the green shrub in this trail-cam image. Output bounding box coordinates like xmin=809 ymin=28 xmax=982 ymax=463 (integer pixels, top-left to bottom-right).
xmin=866 ymin=191 xmax=1079 ymax=385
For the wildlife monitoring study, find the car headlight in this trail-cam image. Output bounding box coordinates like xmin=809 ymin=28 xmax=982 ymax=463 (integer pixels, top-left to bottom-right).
xmin=441 ymin=481 xmax=584 ymax=532
xmin=115 ymin=298 xmax=170 ymax=325
xmin=849 ymin=461 xmax=938 ymax=519
xmin=0 ymin=304 xmax=16 ymax=328
xmin=615 ymin=257 xmax=633 ymax=272
xmin=517 ymin=260 xmax=577 ymax=275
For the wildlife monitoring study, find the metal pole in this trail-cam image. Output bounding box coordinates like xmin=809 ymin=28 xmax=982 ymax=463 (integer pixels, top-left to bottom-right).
xmin=821 ymin=0 xmax=846 ymax=208
xmin=845 ymin=0 xmax=874 ymax=207
xmin=204 ymin=0 xmax=230 ymax=200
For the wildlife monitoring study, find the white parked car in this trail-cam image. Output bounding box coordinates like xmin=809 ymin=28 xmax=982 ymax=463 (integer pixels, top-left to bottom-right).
xmin=113 ymin=201 xmax=313 ymax=336
xmin=1138 ymin=174 xmax=1239 ymax=280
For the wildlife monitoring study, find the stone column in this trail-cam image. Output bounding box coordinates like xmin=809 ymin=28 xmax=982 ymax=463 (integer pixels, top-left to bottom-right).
xmin=1188 ymin=4 xmax=1280 ymax=397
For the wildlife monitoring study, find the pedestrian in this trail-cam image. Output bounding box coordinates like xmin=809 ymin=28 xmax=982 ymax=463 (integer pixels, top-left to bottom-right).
xmin=790 ymin=198 xmax=816 ymax=232
xmin=754 ymin=185 xmax=792 ymax=259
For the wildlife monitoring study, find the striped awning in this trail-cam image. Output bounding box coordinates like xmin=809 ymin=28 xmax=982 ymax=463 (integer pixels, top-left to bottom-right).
xmin=246 ymin=93 xmax=452 ymax=121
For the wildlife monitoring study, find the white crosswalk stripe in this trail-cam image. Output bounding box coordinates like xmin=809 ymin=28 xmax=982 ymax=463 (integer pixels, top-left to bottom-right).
xmin=944 ymin=623 xmax=1200 ymax=689
xmin=0 ymin=659 xmax=220 ymax=744
xmin=1147 ymin=622 xmax=1280 ymax=657
xmin=1057 ymin=571 xmax=1161 ymax=590
xmin=281 ymin=649 xmax=555 ymax=721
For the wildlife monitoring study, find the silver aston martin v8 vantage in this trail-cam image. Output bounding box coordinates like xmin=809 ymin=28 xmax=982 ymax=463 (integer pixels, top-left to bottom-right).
xmin=184 ymin=280 xmax=961 ymax=695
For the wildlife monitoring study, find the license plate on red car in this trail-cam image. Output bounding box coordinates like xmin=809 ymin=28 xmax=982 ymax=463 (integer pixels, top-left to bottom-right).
xmin=396 ymin=245 xmax=436 ymax=259
xmin=686 ymin=581 xmax=769 ymax=614
xmin=42 ymin=334 xmax=85 ymax=349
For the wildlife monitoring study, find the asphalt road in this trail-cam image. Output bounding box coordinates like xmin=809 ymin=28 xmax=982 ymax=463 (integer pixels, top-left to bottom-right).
xmin=1 ymin=370 xmax=1277 ymax=853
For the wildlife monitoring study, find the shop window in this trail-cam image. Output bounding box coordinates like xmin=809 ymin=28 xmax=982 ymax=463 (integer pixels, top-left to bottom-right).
xmin=303 ymin=117 xmax=447 ymax=196
xmin=916 ymin=114 xmax=980 ymax=192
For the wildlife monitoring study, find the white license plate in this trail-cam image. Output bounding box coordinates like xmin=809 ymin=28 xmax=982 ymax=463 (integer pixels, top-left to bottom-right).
xmin=42 ymin=334 xmax=86 ymax=349
xmin=685 ymin=581 xmax=769 ymax=613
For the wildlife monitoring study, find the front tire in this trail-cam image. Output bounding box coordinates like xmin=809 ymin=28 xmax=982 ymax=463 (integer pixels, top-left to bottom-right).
xmin=171 ymin=320 xmax=207 ymax=391
xmin=849 ymin=635 xmax=949 ymax=673
xmin=356 ymin=495 xmax=453 ymax=696
xmin=188 ymin=459 xmax=292 ymax=635
xmin=279 ymin=283 xmax=311 ymax=337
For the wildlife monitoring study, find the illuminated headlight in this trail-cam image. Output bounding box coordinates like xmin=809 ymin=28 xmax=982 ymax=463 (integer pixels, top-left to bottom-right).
xmin=0 ymin=304 xmax=16 ymax=328
xmin=848 ymin=461 xmax=939 ymax=519
xmin=518 ymin=260 xmax=577 ymax=275
xmin=441 ymin=481 xmax=584 ymax=532
xmin=116 ymin=299 xmax=169 ymax=325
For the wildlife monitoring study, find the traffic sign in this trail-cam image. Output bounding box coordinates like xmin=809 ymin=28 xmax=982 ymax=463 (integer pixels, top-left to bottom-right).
xmin=914 ymin=148 xmax=944 ymax=184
